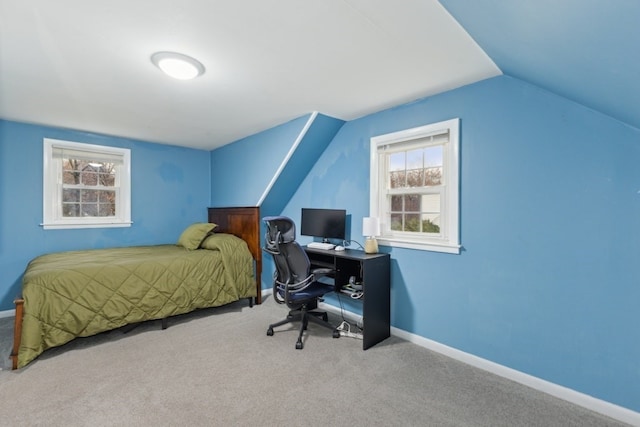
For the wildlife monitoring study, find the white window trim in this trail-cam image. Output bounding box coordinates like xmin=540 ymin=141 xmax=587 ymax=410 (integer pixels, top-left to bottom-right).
xmin=42 ymin=138 xmax=132 ymax=230
xmin=370 ymin=118 xmax=460 ymax=254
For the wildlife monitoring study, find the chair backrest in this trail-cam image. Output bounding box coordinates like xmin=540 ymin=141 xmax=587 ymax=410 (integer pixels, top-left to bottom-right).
xmin=263 ymin=216 xmax=312 ymax=298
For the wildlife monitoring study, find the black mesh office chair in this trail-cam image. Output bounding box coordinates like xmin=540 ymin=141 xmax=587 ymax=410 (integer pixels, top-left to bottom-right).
xmin=263 ymin=216 xmax=340 ymax=349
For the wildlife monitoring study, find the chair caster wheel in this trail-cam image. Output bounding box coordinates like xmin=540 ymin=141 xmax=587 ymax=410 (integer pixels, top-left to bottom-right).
xmin=333 ymin=330 xmax=340 ymax=339
xmin=296 ymin=341 xmax=303 ymax=350
xmin=267 ymin=327 xmax=274 ymax=336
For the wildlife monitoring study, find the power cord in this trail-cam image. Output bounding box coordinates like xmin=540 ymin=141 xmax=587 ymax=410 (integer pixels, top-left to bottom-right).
xmin=335 ymin=292 xmax=364 ymax=338
xmin=340 ymin=285 xmax=363 ymax=299
xmin=343 ymin=239 xmax=364 ymax=251
xmin=336 ymin=320 xmax=363 ymax=339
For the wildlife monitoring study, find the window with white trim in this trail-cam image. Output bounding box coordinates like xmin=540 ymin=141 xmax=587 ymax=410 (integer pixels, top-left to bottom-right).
xmin=43 ymin=138 xmax=131 ymax=230
xmin=370 ymin=118 xmax=460 ymax=254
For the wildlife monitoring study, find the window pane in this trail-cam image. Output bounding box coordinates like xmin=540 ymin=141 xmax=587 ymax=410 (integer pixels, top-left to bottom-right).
xmin=99 ymin=203 xmax=116 ymax=216
xmin=406 ymin=149 xmax=422 ymax=169
xmin=63 ymin=189 xmax=80 ymax=202
xmin=406 ymin=168 xmax=424 ymax=187
xmin=421 ymin=194 xmax=440 ymax=213
xmin=425 ymin=167 xmax=442 ymax=186
xmin=98 ymin=190 xmax=115 ymax=202
xmin=421 ymin=214 xmax=440 ymax=233
xmin=404 ymin=194 xmax=420 ymax=212
xmin=390 ymin=213 xmax=403 ymax=231
xmin=99 ymin=171 xmax=115 ymax=186
xmin=424 ymin=146 xmax=443 ymax=186
xmin=81 ymin=204 xmax=98 ymax=217
xmin=404 ymin=214 xmax=420 ymax=231
xmin=389 ymin=171 xmax=406 ymax=189
xmin=391 ymin=195 xmax=403 ymax=211
xmin=424 ymin=146 xmax=443 ymax=167
xmin=81 ymin=189 xmax=98 ymax=202
xmin=62 ymin=203 xmax=79 ymax=217
xmin=389 ymin=152 xmax=405 ymax=171
xmin=389 ymin=152 xmax=406 ymax=188
xmin=63 ymin=171 xmax=80 ymax=184
xmin=62 ymin=159 xmax=79 ymax=172
xmin=81 ymin=170 xmax=98 ymax=186
xmin=406 ymin=149 xmax=423 ymax=187
xmin=421 ymin=195 xmax=440 ymax=233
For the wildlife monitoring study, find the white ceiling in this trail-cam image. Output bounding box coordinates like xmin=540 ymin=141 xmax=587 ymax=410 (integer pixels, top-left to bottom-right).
xmin=0 ymin=0 xmax=499 ymax=150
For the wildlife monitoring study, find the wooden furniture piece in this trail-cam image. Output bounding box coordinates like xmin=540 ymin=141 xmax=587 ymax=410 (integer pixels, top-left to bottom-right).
xmin=208 ymin=206 xmax=262 ymax=305
xmin=10 ymin=299 xmax=24 ymax=370
xmin=304 ymin=247 xmax=390 ymax=350
xmin=11 ymin=206 xmax=263 ymax=370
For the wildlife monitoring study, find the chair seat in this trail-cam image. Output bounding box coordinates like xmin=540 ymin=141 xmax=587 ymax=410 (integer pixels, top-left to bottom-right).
xmin=279 ymin=282 xmax=334 ymax=302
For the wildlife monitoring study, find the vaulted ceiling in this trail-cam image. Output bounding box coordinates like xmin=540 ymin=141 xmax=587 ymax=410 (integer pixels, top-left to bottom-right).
xmin=0 ymin=1 xmax=637 ymax=150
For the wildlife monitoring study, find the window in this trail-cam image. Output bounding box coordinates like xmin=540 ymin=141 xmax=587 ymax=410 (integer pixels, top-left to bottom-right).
xmin=43 ymin=138 xmax=131 ymax=229
xmin=370 ymin=118 xmax=460 ymax=254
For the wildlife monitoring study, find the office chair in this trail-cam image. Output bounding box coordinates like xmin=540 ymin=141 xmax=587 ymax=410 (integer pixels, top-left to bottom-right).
xmin=263 ymin=216 xmax=340 ymax=349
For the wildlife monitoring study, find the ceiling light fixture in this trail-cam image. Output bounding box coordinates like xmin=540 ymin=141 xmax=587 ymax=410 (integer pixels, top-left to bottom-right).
xmin=151 ymin=51 xmax=205 ymax=80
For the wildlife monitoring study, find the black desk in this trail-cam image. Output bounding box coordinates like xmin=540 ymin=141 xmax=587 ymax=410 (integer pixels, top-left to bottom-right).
xmin=304 ymin=247 xmax=390 ymax=349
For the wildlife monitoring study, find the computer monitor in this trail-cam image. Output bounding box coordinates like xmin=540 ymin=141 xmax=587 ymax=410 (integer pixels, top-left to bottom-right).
xmin=300 ymin=208 xmax=346 ymax=242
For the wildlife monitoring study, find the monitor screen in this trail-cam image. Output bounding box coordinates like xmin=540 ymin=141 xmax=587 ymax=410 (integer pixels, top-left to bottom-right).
xmin=300 ymin=208 xmax=346 ymax=241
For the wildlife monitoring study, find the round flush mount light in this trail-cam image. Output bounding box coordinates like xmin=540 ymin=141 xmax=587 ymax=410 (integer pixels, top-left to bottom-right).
xmin=151 ymin=51 xmax=205 ymax=80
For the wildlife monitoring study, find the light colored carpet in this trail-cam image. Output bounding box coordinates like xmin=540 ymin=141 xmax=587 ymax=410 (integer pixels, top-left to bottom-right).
xmin=0 ymin=296 xmax=630 ymax=426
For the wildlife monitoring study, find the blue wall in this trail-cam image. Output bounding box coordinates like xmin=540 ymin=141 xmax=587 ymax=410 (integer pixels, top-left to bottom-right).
xmin=210 ymin=114 xmax=312 ymax=207
xmin=259 ymin=113 xmax=344 ymax=217
xmin=209 ymin=113 xmax=344 ymax=212
xmin=0 ymin=120 xmax=211 ymax=311
xmin=281 ymin=76 xmax=640 ymax=412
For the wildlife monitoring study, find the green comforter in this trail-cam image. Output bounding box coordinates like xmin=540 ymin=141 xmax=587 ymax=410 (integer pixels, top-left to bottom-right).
xmin=18 ymin=234 xmax=256 ymax=368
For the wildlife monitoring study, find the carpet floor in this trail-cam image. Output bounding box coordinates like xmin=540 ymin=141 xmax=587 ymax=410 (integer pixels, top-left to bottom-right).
xmin=0 ymin=296 xmax=631 ymax=426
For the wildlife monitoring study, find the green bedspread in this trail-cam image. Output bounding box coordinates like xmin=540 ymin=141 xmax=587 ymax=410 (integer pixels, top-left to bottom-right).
xmin=18 ymin=233 xmax=256 ymax=368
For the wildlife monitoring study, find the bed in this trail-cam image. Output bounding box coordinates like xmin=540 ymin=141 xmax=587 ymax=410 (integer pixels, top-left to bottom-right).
xmin=11 ymin=206 xmax=262 ymax=369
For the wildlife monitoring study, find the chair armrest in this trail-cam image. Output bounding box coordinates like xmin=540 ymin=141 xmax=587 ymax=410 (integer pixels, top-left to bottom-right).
xmin=312 ymin=267 xmax=334 ymax=280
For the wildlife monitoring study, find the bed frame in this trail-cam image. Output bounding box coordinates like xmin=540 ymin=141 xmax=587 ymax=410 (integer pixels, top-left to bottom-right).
xmin=10 ymin=206 xmax=262 ymax=370
xmin=207 ymin=206 xmax=262 ymax=305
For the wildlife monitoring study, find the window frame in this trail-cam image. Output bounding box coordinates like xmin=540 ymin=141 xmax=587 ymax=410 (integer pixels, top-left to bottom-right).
xmin=370 ymin=118 xmax=460 ymax=254
xmin=42 ymin=138 xmax=132 ymax=230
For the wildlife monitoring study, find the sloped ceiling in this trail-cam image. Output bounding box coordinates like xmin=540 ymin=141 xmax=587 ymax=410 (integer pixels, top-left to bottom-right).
xmin=0 ymin=0 xmax=497 ymax=150
xmin=439 ymin=0 xmax=640 ymax=130
xmin=0 ymin=1 xmax=637 ymax=151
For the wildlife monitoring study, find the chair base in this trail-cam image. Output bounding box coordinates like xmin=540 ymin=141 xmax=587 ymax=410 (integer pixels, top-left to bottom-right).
xmin=267 ymin=306 xmax=340 ymax=349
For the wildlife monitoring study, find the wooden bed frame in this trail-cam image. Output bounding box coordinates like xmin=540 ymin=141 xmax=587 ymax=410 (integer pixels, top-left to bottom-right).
xmin=207 ymin=206 xmax=262 ymax=305
xmin=11 ymin=206 xmax=262 ymax=370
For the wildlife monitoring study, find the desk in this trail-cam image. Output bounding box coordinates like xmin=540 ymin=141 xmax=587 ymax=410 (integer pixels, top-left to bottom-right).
xmin=304 ymin=247 xmax=390 ymax=349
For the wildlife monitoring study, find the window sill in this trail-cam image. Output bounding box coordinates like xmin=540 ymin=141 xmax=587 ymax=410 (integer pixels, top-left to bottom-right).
xmin=378 ymin=237 xmax=460 ymax=254
xmin=41 ymin=221 xmax=132 ymax=230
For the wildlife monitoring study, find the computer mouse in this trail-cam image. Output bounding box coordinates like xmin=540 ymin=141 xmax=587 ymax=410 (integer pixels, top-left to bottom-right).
xmin=335 ymin=245 xmax=345 ymax=251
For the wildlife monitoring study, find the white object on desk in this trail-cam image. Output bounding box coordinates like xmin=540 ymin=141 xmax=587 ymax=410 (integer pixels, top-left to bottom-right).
xmin=334 ymin=245 xmax=345 ymax=251
xmin=362 ymin=217 xmax=380 ymax=254
xmin=307 ymin=242 xmax=335 ymax=250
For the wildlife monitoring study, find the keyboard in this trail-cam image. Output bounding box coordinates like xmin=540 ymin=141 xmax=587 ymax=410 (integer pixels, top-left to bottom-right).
xmin=307 ymin=242 xmax=336 ymax=250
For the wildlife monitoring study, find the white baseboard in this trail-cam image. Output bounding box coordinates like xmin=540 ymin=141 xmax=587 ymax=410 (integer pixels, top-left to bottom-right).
xmin=316 ymin=299 xmax=640 ymax=426
xmin=0 ymin=308 xmax=15 ymax=319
